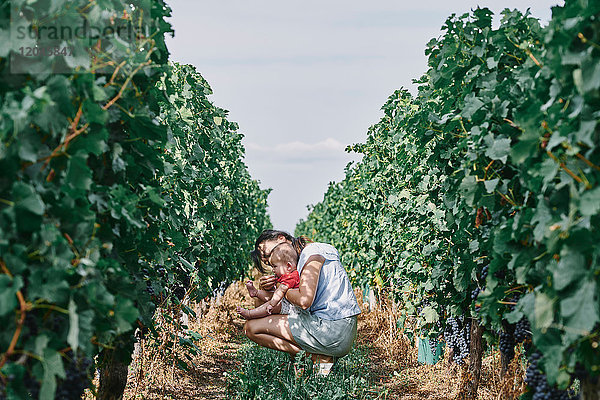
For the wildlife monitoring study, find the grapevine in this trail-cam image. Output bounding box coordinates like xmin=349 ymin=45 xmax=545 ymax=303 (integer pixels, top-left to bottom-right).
xmin=296 ymin=1 xmax=600 ymax=397
xmin=0 ymin=1 xmax=269 ymax=398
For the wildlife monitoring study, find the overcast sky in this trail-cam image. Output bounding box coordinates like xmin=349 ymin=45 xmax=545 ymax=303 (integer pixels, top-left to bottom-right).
xmin=165 ymin=0 xmax=561 ymax=234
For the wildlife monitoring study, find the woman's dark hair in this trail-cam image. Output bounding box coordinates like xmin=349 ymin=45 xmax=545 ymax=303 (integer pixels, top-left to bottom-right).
xmin=250 ymin=229 xmax=311 ymax=273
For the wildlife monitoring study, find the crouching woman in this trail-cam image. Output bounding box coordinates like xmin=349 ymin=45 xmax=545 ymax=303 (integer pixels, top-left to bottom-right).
xmin=243 ymin=230 xmax=361 ymax=373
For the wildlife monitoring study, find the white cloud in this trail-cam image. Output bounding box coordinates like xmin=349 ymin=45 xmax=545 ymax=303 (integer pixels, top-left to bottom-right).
xmin=246 ymin=137 xmax=347 ymax=154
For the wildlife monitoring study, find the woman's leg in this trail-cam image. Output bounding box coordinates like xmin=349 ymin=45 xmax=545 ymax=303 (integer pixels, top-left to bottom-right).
xmin=244 ymin=315 xmax=302 ymax=355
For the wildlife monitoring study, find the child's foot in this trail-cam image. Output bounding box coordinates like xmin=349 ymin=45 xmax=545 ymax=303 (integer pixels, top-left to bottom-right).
xmin=236 ymin=306 xmax=251 ymax=320
xmin=245 ymin=281 xmax=259 ymax=298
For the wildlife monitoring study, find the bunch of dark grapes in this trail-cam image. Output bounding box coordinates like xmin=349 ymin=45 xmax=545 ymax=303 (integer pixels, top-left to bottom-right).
xmin=23 ymin=370 xmax=40 ymax=399
xmin=429 ymin=336 xmax=439 ymax=355
xmin=174 ymin=285 xmax=186 ymax=301
xmin=145 ymin=281 xmax=155 ymax=296
xmin=515 ymin=317 xmax=531 ymax=343
xmin=444 ymin=316 xmax=470 ymax=364
xmin=55 ymin=352 xmax=93 ymax=400
xmin=508 ymin=292 xmax=520 ymax=311
xmin=499 ymin=325 xmax=515 ymax=362
xmin=525 ymin=352 xmax=572 ymax=400
xmin=479 ymin=265 xmax=489 ymax=281
xmin=472 ymin=265 xmax=489 ymax=304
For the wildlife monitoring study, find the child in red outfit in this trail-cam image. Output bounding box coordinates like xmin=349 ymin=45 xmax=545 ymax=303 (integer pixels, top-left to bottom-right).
xmin=237 ymin=243 xmax=299 ymax=319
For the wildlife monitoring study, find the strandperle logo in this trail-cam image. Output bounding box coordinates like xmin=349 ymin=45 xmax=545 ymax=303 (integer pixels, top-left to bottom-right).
xmin=15 ymin=17 xmax=137 ymax=42
xmin=9 ymin=0 xmax=156 ymax=74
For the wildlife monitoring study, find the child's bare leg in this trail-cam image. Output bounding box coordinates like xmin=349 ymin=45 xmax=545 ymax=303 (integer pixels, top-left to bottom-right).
xmin=237 ymin=306 xmax=254 ymax=320
xmin=237 ymin=302 xmax=274 ymax=320
xmin=255 ymin=289 xmax=273 ymax=302
xmin=245 ymin=281 xmax=259 ymax=297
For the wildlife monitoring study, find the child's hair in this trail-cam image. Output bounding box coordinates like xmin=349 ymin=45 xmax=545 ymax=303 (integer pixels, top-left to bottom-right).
xmin=269 ymin=243 xmax=298 ymax=267
xmin=250 ymin=230 xmax=311 ymax=273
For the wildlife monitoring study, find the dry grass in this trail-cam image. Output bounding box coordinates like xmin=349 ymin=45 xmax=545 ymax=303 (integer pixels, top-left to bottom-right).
xmin=354 ymin=289 xmax=527 ymax=400
xmin=82 ymin=281 xmax=251 ymax=400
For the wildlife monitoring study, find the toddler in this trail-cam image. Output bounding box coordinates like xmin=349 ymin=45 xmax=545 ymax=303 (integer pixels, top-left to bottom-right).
xmin=237 ymin=242 xmax=299 ymax=319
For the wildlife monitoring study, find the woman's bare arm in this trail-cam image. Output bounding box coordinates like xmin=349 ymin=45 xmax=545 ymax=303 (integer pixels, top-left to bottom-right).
xmin=285 ymin=255 xmax=324 ymax=310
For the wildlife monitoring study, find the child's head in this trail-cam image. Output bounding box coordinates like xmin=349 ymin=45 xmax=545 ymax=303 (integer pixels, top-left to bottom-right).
xmin=268 ymin=243 xmax=298 ymax=277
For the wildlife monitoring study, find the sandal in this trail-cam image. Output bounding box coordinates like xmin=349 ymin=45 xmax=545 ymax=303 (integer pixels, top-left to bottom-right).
xmin=316 ymin=362 xmax=334 ymax=377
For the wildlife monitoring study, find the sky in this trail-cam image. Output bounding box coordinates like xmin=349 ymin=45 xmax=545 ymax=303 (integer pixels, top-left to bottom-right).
xmin=164 ymin=0 xmax=562 ymax=234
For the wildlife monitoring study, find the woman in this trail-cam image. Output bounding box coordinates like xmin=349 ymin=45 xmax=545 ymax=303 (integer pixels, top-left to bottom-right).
xmin=245 ymin=230 xmax=361 ymax=371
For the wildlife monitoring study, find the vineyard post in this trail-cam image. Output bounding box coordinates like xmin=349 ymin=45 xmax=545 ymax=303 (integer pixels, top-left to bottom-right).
xmin=457 ymin=318 xmax=484 ymax=399
xmin=98 ymin=346 xmax=130 ymax=400
xmin=583 ymin=379 xmax=600 ymax=400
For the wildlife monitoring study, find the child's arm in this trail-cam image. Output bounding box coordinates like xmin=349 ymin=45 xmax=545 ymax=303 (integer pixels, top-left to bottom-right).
xmin=266 ymin=284 xmax=289 ymax=308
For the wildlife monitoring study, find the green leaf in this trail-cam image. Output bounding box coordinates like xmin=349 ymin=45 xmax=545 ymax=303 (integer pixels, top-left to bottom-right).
xmin=577 ymin=56 xmax=600 ymax=94
xmin=422 ymin=306 xmax=439 ymax=324
xmin=114 ymin=298 xmax=139 ymax=334
xmin=67 ymin=298 xmax=79 ymax=351
xmin=0 ymin=276 xmax=23 ymax=317
xmin=70 ymin=127 xmax=108 ymax=156
xmin=510 ymin=139 xmax=537 ymax=165
xmin=485 ymin=137 xmax=511 ymax=163
xmin=83 ymin=99 xmax=108 ymax=125
xmin=462 ymin=94 xmax=484 ymax=119
xmin=484 ymin=179 xmax=499 ymax=193
xmin=553 ymin=250 xmax=586 ymax=291
xmin=40 ymin=349 xmax=65 ymax=400
xmin=534 ymin=292 xmax=554 ymax=330
xmin=580 ymin=186 xmax=600 ymax=217
xmin=560 ymin=280 xmax=598 ymax=335
xmin=575 ymin=120 xmax=596 ymax=147
xmin=146 ymin=187 xmax=165 ymax=207
xmin=13 ymin=182 xmax=45 ymax=215
xmin=66 ymin=153 xmax=93 ymax=191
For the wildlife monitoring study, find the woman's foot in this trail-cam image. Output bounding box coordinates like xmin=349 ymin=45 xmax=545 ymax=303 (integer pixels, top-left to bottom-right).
xmin=245 ymin=281 xmax=259 ymax=298
xmin=236 ymin=305 xmax=252 ymax=320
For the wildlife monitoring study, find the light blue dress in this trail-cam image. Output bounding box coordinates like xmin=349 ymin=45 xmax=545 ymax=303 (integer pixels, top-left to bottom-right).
xmin=288 ymin=242 xmax=361 ymax=357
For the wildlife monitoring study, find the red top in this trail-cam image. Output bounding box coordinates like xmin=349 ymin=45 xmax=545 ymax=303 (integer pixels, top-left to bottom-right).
xmin=276 ymin=270 xmax=300 ymax=289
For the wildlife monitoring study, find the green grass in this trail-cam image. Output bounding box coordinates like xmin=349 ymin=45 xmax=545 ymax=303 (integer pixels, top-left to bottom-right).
xmin=226 ymin=342 xmax=378 ymax=400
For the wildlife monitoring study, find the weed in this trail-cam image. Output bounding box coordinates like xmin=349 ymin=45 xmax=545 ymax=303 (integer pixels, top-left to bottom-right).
xmin=226 ymin=343 xmax=376 ymax=399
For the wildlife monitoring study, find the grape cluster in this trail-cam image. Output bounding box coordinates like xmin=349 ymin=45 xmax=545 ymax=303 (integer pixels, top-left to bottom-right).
xmin=429 ymin=336 xmax=439 ymax=355
xmin=55 ymin=352 xmax=93 ymax=399
xmin=499 ymin=326 xmax=515 ymax=362
xmin=525 ymin=352 xmax=572 ymax=400
xmin=444 ymin=316 xmax=470 ymax=364
xmin=507 ymin=293 xmax=520 ymax=311
xmin=479 ymin=265 xmax=489 ymax=281
xmin=471 ymin=265 xmax=489 ymax=302
xmin=172 ymin=263 xmax=192 ymax=301
xmin=23 ymin=371 xmax=40 ymax=399
xmin=145 ymin=281 xmax=155 ymax=296
xmin=515 ymin=317 xmax=531 ymax=343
